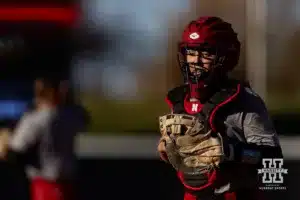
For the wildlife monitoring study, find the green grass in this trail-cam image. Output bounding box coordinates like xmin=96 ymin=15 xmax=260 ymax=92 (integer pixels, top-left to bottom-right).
xmin=267 ymin=92 xmax=300 ymax=114
xmin=81 ymin=91 xmax=300 ymax=135
xmin=81 ymin=94 xmax=169 ymax=134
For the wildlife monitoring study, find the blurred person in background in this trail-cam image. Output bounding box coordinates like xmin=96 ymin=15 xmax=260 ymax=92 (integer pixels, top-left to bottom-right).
xmin=0 ymin=77 xmax=89 ymax=200
xmin=157 ymin=16 xmax=283 ymax=200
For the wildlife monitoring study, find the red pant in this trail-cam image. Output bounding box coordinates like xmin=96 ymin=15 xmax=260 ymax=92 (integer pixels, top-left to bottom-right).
xmin=30 ymin=178 xmax=76 ymax=200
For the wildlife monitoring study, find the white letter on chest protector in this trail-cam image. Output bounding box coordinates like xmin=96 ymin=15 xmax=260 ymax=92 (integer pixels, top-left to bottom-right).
xmin=192 ymin=104 xmax=198 ymax=112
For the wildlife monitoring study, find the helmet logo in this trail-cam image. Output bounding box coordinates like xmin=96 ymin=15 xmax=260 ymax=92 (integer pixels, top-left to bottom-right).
xmin=189 ymin=32 xmax=199 ymax=40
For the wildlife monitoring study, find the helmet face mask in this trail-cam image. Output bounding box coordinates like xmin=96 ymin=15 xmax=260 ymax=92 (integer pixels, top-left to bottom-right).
xmin=178 ymin=45 xmax=222 ymax=84
xmin=178 ymin=17 xmax=240 ymax=85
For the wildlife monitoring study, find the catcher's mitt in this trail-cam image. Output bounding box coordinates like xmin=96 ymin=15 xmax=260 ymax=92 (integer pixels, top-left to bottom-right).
xmin=158 ymin=114 xmax=225 ymax=175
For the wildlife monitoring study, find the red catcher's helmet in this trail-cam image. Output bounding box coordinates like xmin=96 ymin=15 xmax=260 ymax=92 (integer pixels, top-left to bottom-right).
xmin=178 ymin=16 xmax=241 ymax=83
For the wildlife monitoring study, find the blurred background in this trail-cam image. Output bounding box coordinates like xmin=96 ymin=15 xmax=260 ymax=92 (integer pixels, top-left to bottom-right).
xmin=0 ymin=0 xmax=299 ymax=199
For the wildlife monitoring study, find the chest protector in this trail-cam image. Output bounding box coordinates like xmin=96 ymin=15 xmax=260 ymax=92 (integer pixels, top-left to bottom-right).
xmin=165 ymin=80 xmax=245 ymax=134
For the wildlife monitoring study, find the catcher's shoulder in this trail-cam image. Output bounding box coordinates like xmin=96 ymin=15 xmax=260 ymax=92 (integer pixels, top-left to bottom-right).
xmin=166 ymin=84 xmax=188 ymax=105
xmin=240 ymin=86 xmax=268 ymax=111
xmin=237 ymin=80 xmax=263 ymax=101
xmin=227 ymin=79 xmax=262 ymax=100
xmin=229 ymin=80 xmax=269 ymax=114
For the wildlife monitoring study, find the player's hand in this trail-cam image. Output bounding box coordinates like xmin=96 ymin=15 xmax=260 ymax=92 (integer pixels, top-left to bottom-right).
xmin=157 ymin=137 xmax=169 ymax=162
